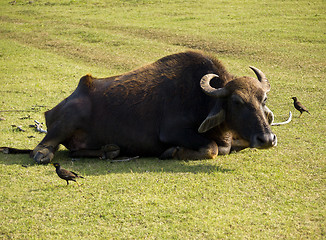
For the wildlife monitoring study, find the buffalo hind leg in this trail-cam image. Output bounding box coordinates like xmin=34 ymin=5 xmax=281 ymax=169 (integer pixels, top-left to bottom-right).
xmin=33 ymin=144 xmax=58 ymax=164
xmin=69 ymin=144 xmax=120 ymax=160
xmin=32 ymin=122 xmax=78 ymax=164
xmin=32 ymin=98 xmax=92 ymax=164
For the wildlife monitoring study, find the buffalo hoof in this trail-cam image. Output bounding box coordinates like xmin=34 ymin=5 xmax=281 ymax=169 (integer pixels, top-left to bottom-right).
xmin=159 ymin=147 xmax=180 ymax=160
xmin=101 ymin=144 xmax=120 ymax=160
xmin=32 ymin=146 xmax=55 ymax=164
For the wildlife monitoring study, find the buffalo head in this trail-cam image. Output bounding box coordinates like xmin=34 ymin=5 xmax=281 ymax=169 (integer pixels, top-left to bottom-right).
xmin=198 ymin=67 xmax=277 ymax=150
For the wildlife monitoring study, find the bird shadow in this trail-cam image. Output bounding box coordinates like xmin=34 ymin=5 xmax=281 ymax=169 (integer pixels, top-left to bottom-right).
xmin=28 ymin=182 xmax=86 ymax=194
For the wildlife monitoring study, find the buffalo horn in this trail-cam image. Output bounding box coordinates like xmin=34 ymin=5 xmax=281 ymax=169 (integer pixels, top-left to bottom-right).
xmin=271 ymin=111 xmax=292 ymax=126
xmin=249 ymin=66 xmax=271 ymax=92
xmin=200 ymin=74 xmax=229 ymax=98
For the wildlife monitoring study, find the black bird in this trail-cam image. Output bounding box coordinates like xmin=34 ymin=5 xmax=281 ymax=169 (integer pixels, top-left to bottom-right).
xmin=52 ymin=163 xmax=84 ymax=185
xmin=291 ymin=97 xmax=310 ymax=117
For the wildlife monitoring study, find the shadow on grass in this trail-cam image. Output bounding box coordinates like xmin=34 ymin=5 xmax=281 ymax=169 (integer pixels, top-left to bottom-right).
xmin=0 ymin=149 xmax=234 ymax=176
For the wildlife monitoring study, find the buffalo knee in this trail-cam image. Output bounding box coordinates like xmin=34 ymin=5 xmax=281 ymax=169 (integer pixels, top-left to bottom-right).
xmin=174 ymin=142 xmax=218 ymax=160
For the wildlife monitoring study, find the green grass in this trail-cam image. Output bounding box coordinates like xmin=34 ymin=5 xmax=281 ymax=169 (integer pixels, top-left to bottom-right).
xmin=0 ymin=0 xmax=325 ymax=239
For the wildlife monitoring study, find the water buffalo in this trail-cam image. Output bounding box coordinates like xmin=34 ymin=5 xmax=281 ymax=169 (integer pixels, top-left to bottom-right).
xmin=28 ymin=51 xmax=287 ymax=164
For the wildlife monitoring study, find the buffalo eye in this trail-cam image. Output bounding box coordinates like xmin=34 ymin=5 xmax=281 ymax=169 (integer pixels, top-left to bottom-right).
xmin=262 ymin=97 xmax=267 ymax=106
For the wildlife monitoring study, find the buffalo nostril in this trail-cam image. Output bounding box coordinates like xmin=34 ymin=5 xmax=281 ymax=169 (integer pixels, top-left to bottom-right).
xmin=256 ymin=135 xmax=265 ymax=145
xmin=272 ymin=134 xmax=277 ymax=146
xmin=252 ymin=133 xmax=276 ymax=149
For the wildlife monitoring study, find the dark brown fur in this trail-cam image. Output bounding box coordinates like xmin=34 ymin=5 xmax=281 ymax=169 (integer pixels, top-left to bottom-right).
xmin=30 ymin=51 xmax=276 ymax=164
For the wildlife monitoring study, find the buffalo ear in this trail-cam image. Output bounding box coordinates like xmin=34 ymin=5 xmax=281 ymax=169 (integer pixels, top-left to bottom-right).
xmin=198 ymin=105 xmax=225 ymax=133
xmin=263 ymin=106 xmax=274 ymax=125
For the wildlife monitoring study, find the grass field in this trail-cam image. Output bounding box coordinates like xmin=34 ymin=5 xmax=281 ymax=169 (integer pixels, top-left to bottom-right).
xmin=0 ymin=0 xmax=325 ymax=239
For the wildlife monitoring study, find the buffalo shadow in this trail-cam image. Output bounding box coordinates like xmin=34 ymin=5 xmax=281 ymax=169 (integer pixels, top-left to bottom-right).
xmin=0 ymin=149 xmax=234 ymax=176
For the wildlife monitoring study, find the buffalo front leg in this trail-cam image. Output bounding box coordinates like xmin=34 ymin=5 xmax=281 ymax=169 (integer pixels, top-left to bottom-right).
xmin=160 ymin=141 xmax=218 ymax=160
xmin=159 ymin=128 xmax=218 ymax=160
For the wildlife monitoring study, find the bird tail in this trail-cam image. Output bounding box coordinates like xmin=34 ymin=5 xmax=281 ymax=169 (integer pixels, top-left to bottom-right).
xmin=70 ymin=171 xmax=84 ymax=178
